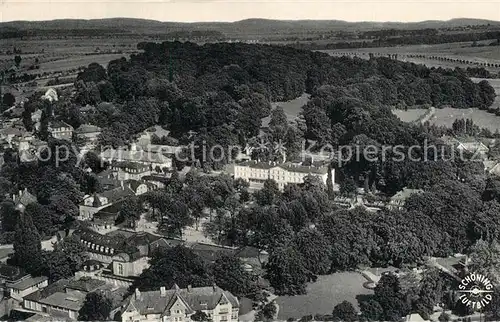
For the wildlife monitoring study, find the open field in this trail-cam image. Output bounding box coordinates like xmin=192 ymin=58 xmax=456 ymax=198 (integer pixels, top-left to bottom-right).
xmin=321 ymin=41 xmax=500 ymax=72
xmin=395 ymin=107 xmax=500 ymax=132
xmin=25 ymin=53 xmax=128 ymax=75
xmin=430 ymin=107 xmax=500 ymax=131
xmin=0 ymin=37 xmax=142 ymax=83
xmin=392 ymin=109 xmax=428 ymax=122
xmin=393 ymin=78 xmax=500 ymax=130
xmin=0 ymin=37 xmax=146 ymax=56
xmin=276 ymin=272 xmax=372 ymax=320
xmin=262 ymin=93 xmax=310 ymax=127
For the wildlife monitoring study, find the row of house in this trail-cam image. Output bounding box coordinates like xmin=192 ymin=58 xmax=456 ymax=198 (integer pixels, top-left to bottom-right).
xmin=73 ymin=228 xmax=267 ymax=282
xmin=23 ymin=277 xmax=125 ymax=320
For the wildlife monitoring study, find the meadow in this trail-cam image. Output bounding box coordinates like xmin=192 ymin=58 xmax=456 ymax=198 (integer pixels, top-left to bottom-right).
xmin=321 ymin=41 xmax=500 ymax=72
xmin=275 ymin=272 xmax=373 ymax=320
xmin=392 ymin=109 xmax=428 ymax=123
xmin=262 ymin=93 xmax=310 ymax=127
xmin=0 ymin=37 xmax=143 ymax=79
xmin=393 ymin=78 xmax=500 ymax=131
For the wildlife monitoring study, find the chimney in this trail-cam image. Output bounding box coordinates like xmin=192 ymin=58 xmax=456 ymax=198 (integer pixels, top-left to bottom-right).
xmin=160 ymin=286 xmax=166 ymax=297
xmin=135 ymin=288 xmax=141 ymax=299
xmin=120 ymin=181 xmax=124 ymax=190
xmin=212 ymin=283 xmax=217 ymax=292
xmin=18 ymin=190 xmax=22 ymax=196
xmin=187 ymin=285 xmax=192 ymax=292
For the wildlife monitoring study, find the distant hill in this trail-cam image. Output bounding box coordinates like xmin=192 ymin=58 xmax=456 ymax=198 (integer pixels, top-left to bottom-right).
xmin=1 ymin=17 xmax=499 ymax=39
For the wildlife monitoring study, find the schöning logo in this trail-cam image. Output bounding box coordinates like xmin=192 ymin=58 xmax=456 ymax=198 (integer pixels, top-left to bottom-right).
xmin=458 ymin=272 xmax=494 ymax=310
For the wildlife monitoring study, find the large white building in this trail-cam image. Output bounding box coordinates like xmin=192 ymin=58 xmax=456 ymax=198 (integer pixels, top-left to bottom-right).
xmin=233 ymin=161 xmax=334 ymax=190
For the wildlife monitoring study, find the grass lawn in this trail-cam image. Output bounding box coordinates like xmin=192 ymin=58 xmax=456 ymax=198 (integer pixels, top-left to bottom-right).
xmin=392 ymin=109 xmax=428 ymax=122
xmin=394 ymin=78 xmax=500 ymax=130
xmin=321 ymin=42 xmax=500 ymax=72
xmin=394 ymin=107 xmax=500 ymax=132
xmin=262 ymin=93 xmax=310 ymax=127
xmin=25 ymin=53 xmax=128 ymax=75
xmin=275 ymin=272 xmax=372 ymax=320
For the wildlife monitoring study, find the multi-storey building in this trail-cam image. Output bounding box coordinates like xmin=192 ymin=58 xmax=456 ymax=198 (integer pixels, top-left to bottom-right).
xmin=233 ymin=161 xmax=334 ymax=190
xmin=48 ymin=120 xmax=73 ymax=141
xmin=79 ymin=185 xmax=135 ymax=220
xmin=121 ymin=284 xmax=239 ymax=322
xmin=74 ymin=124 xmax=101 ymax=149
xmin=109 ymin=161 xmax=152 ymax=181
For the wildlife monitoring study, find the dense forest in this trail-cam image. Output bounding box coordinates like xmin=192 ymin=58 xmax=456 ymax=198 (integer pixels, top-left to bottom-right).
xmin=69 ymin=42 xmax=495 ymax=162
xmin=293 ymin=30 xmax=500 ymax=50
xmin=4 ymin=40 xmax=500 ymax=321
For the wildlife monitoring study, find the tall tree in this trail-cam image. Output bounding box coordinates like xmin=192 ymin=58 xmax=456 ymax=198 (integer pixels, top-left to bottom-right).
xmin=14 ymin=55 xmax=21 ymax=68
xmin=332 ymin=301 xmax=358 ymax=322
xmin=265 ymin=244 xmax=314 ymax=295
xmin=294 ymin=228 xmax=332 ymax=274
xmin=373 ymin=273 xmax=411 ymax=321
xmin=13 ymin=213 xmax=43 ymax=275
xmin=212 ymin=255 xmax=258 ymax=298
xmin=133 ymin=246 xmax=212 ymax=291
xmin=78 ymin=291 xmax=113 ymax=321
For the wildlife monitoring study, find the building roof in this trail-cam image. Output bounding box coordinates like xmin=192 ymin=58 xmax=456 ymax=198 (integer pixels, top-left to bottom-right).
xmin=234 ymin=246 xmax=262 ymax=259
xmin=66 ymin=277 xmax=106 ymax=293
xmin=85 ymin=186 xmax=135 ymax=206
xmin=49 ymin=120 xmax=73 ymax=130
xmin=80 ymin=105 xmax=96 ymax=113
xmin=150 ymin=238 xmax=184 ymax=250
xmin=111 ymin=161 xmax=150 ymax=172
xmin=113 ymin=250 xmax=143 ymax=262
xmin=125 ymin=179 xmax=147 ymax=192
xmin=126 ymin=232 xmax=161 ymax=248
xmin=126 ymin=285 xmax=239 ymax=315
xmin=6 ymin=275 xmax=48 ymax=291
xmin=13 ymin=188 xmax=38 ymax=207
xmin=0 ymin=127 xmax=24 ymax=137
xmin=390 ymin=188 xmax=424 ymax=202
xmin=38 ymin=291 xmax=86 ymax=311
xmin=24 ymin=278 xmax=71 ymax=302
xmin=457 ymin=141 xmax=489 ymax=152
xmin=78 ymin=229 xmax=154 ymax=258
xmin=189 ymin=243 xmax=237 ymax=263
xmin=75 ymin=124 xmax=101 ymax=134
xmin=78 ymin=229 xmax=125 ymax=250
xmin=94 ymin=201 xmax=124 ymax=217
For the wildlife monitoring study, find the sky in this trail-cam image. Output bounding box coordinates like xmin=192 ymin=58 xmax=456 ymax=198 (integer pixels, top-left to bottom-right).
xmin=1 ymin=0 xmax=499 ymax=23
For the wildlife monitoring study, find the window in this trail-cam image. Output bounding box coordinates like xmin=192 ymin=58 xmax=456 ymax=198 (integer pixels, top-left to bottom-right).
xmin=118 ymin=263 xmax=124 ymax=275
